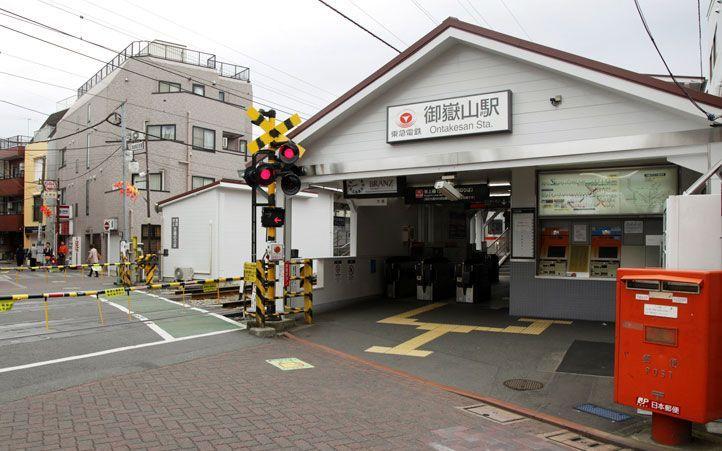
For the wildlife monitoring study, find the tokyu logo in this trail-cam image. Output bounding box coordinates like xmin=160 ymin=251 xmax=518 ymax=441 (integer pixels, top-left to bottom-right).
xmin=396 ymin=110 xmax=415 ymax=128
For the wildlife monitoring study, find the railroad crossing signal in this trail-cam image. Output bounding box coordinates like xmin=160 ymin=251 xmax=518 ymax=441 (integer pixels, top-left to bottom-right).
xmin=261 ymin=207 xmax=285 ymax=227
xmin=247 ymin=106 xmax=304 ymax=155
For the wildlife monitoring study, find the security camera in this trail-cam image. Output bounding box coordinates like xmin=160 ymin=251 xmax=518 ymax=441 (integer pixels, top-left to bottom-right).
xmin=550 ymin=95 xmax=562 ymax=106
xmin=434 ymin=180 xmax=463 ymax=201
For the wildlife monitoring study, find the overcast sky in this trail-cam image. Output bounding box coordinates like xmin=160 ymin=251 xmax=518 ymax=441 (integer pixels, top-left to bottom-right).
xmin=0 ymin=0 xmax=712 ymax=138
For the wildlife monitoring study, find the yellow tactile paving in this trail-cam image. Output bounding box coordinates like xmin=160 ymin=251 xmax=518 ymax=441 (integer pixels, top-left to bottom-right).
xmin=365 ymin=303 xmax=572 ymax=357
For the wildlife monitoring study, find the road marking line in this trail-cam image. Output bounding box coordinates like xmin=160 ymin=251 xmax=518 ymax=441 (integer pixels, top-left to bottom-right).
xmin=367 ymin=304 xmax=572 ymax=357
xmin=0 ymin=329 xmax=240 ymax=374
xmin=0 ymin=273 xmax=25 ymax=289
xmin=95 ymin=295 xmax=174 ymax=341
xmin=137 ymin=290 xmax=240 ymax=326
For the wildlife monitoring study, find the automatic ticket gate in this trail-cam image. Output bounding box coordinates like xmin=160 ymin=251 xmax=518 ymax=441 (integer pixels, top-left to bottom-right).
xmin=455 ymin=253 xmax=499 ymax=303
xmin=385 ymin=256 xmax=417 ymax=298
xmin=416 ymin=257 xmax=454 ymax=301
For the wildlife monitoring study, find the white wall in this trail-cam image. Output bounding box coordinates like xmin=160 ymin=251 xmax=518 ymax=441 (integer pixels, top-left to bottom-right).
xmin=300 ymin=42 xmax=707 ymax=179
xmin=160 ymin=184 xmax=334 ymax=279
xmin=161 ymin=188 xmax=218 ymax=278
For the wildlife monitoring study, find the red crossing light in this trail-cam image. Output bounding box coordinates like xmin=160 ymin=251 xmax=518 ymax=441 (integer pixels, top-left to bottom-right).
xmin=277 ymin=142 xmax=300 ymax=164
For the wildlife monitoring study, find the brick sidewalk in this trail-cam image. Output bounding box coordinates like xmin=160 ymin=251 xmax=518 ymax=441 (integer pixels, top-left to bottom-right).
xmin=0 ymin=337 xmax=588 ymax=450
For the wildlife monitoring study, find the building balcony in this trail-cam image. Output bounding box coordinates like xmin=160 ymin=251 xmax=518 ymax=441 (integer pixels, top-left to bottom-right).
xmin=0 ymin=176 xmax=23 ymax=197
xmin=0 ymin=214 xmax=23 ymax=232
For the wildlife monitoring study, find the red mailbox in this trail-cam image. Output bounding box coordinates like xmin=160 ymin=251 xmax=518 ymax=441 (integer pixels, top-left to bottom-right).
xmin=615 ymin=268 xmax=722 ymax=445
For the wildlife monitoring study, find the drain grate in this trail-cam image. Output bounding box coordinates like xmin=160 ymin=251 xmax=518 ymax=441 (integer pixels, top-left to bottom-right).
xmin=503 ymin=378 xmax=544 ymax=391
xmin=574 ymin=403 xmax=632 ymax=422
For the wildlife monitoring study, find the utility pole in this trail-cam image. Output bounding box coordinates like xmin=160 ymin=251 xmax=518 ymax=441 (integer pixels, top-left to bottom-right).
xmin=144 ymin=135 xmax=150 ymax=219
xmin=120 ymin=102 xmax=128 ymax=242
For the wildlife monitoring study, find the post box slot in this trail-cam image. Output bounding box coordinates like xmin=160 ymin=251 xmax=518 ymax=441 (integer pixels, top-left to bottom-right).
xmin=661 ymin=281 xmax=700 ymax=294
xmin=644 ymin=326 xmax=678 ymax=347
xmin=626 ymin=280 xmax=660 ymax=291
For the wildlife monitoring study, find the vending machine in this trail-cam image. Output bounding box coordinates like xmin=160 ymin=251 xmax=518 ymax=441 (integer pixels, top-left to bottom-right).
xmin=538 ymin=227 xmax=569 ymax=276
xmin=590 ymin=226 xmax=622 ymax=278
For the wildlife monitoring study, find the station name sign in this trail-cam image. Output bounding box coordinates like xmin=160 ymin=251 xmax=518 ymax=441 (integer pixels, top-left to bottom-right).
xmin=404 ymin=184 xmax=489 ymax=204
xmin=387 ymin=90 xmax=512 ymax=143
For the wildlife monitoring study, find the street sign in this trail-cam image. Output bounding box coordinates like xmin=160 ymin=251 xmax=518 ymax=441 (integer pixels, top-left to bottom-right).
xmin=43 ymin=180 xmax=57 ymax=191
xmin=128 ymin=141 xmax=145 ymax=153
xmin=243 ymin=262 xmax=256 ymax=283
xmin=58 ymin=204 xmax=72 ymax=219
xmin=103 ymin=218 xmax=118 ymax=232
xmin=42 ymin=191 xmax=58 ymax=200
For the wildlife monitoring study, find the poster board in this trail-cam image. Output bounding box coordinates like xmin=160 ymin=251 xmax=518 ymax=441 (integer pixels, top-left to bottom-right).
xmin=538 ymin=166 xmax=677 ymax=216
xmin=511 ymin=208 xmax=535 ymax=259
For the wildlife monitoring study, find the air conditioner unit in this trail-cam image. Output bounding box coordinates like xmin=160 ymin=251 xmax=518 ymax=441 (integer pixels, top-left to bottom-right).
xmin=174 ymin=267 xmax=194 ymax=281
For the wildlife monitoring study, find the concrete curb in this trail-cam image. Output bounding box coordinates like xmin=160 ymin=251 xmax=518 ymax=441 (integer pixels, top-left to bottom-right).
xmin=283 ymin=331 xmax=663 ymax=451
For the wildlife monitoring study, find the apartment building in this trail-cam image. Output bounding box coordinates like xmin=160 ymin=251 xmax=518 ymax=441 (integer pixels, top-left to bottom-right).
xmin=0 ymin=135 xmax=30 ymax=260
xmin=54 ymin=40 xmax=252 ymax=262
xmin=24 ymin=109 xmax=67 ymax=250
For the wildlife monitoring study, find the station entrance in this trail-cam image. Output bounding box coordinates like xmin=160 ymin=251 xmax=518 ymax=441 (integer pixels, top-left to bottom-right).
xmin=330 ymin=170 xmax=512 ymax=311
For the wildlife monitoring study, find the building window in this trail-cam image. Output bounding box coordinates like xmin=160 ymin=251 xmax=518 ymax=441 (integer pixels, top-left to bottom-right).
xmin=192 ymin=126 xmax=215 ymax=151
xmin=239 ymin=139 xmax=247 ymax=156
xmin=86 ymin=103 xmax=91 ymax=124
xmin=86 ymin=134 xmax=91 ymax=169
xmin=85 ymin=179 xmax=90 ymax=216
xmin=58 ymin=188 xmax=65 ymax=205
xmin=132 ymin=172 xmax=164 ymax=191
xmin=218 ymin=91 xmax=225 ymax=102
xmin=59 ymin=147 xmax=66 ymax=168
xmin=221 ymin=132 xmax=244 ymax=152
xmin=75 ymin=159 xmax=79 ymax=174
xmin=146 ymin=124 xmax=176 ymax=141
xmin=141 ymin=224 xmax=162 ymax=254
xmin=33 ymin=195 xmax=42 ymax=222
xmin=158 ymin=81 xmax=181 ymax=93
xmin=33 ymin=157 xmax=45 ymax=182
xmin=192 ymin=176 xmax=214 ymax=189
xmin=192 ymin=84 xmax=205 ymax=96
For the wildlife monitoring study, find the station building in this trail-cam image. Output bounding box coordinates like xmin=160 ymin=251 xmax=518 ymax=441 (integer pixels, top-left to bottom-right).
xmin=287 ymin=18 xmax=722 ymax=321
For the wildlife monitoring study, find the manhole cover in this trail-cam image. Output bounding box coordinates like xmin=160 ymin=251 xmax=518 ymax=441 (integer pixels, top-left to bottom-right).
xmin=503 ymin=378 xmax=544 ymax=391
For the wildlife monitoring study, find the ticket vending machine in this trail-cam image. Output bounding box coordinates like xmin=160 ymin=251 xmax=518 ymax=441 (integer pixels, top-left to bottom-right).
xmin=538 ymin=227 xmax=569 ymax=276
xmin=615 ymin=268 xmax=722 ymax=445
xmin=590 ymin=226 xmax=622 ymax=278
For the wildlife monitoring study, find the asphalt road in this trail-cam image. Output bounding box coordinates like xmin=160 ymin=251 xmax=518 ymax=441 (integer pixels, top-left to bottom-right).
xmin=0 ymin=269 xmax=253 ymax=404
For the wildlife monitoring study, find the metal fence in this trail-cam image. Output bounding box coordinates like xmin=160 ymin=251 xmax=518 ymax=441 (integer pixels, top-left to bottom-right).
xmin=77 ymin=40 xmax=251 ymax=98
xmin=0 ymin=136 xmax=31 ymax=150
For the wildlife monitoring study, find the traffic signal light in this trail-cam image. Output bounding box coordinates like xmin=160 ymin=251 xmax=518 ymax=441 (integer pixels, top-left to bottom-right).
xmin=277 ymin=141 xmax=300 ymax=164
xmin=261 ymin=207 xmax=285 ymax=227
xmin=280 ymin=173 xmax=301 ymax=196
xmin=243 ymin=162 xmax=277 ymax=188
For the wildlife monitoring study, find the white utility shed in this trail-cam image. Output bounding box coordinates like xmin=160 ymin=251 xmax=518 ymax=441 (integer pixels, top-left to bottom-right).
xmin=157 ymin=179 xmax=334 ymax=279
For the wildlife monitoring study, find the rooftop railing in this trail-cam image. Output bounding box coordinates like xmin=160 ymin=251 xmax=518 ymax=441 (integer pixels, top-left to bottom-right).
xmin=77 ymin=40 xmax=250 ymax=98
xmin=0 ymin=136 xmax=31 ymax=150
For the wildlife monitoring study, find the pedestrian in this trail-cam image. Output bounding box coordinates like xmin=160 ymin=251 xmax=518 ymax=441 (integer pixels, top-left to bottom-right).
xmin=87 ymin=244 xmax=100 ymax=277
xmin=15 ymin=246 xmax=24 ymax=267
xmin=57 ymin=241 xmax=68 ymax=266
xmin=29 ymin=242 xmax=38 ymax=268
xmin=43 ymin=242 xmax=53 ymax=265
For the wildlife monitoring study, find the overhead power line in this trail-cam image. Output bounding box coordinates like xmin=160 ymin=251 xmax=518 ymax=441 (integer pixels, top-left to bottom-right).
xmin=315 ymin=0 xmax=401 ymax=53
xmin=409 ymin=0 xmax=437 ymax=24
xmin=346 ymin=0 xmax=408 ymax=47
xmin=498 ymin=0 xmax=531 ymax=40
xmin=633 ymin=0 xmax=718 ymax=122
xmin=0 ymin=11 xmax=306 ymax=116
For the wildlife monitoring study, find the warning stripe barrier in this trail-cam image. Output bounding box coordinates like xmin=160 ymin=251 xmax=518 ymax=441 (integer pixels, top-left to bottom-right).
xmin=0 ymin=276 xmax=243 ymax=302
xmin=0 ymin=261 xmax=144 ymax=272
